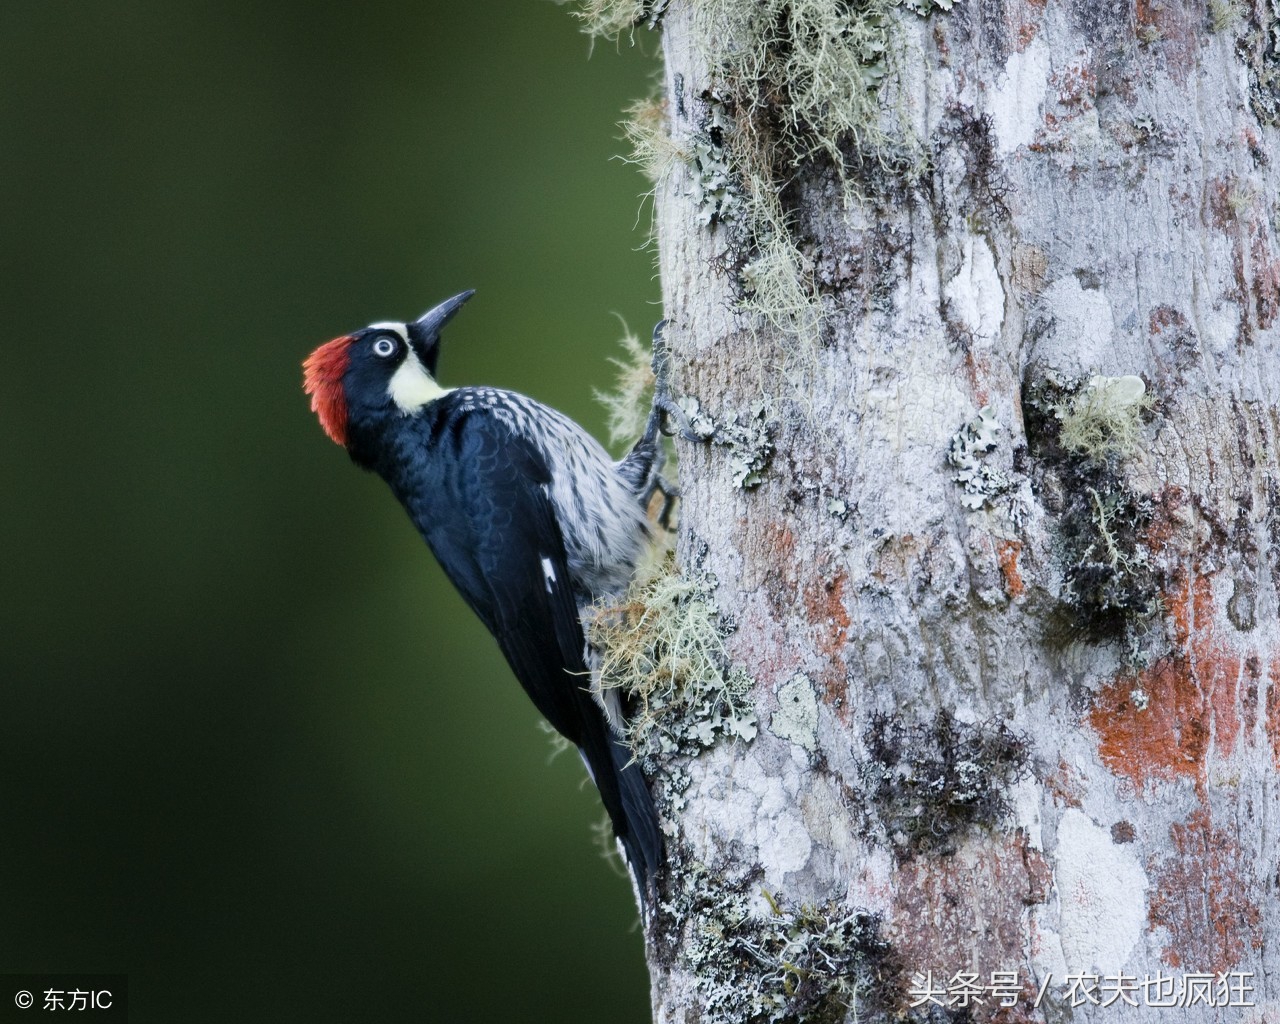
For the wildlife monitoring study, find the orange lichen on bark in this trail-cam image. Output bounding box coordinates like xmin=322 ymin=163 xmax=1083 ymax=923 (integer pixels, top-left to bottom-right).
xmin=1162 ymin=574 xmax=1243 ymax=754
xmin=1249 ymin=231 xmax=1280 ymax=329
xmin=802 ymin=572 xmax=851 ymax=712
xmin=1088 ymin=573 xmax=1243 ymax=790
xmin=1089 ymin=655 xmax=1213 ymax=788
xmin=803 ymin=572 xmax=851 ymax=658
xmin=1205 ymin=176 xmax=1239 ymax=231
xmin=1270 ymin=654 xmax=1280 ymax=769
xmin=1009 ymin=0 xmax=1045 ymax=54
xmin=1148 ymin=810 xmax=1262 ymax=972
xmin=995 ymin=540 xmax=1025 ymax=599
xmin=1044 ymin=758 xmax=1084 ymax=808
xmin=1135 ymin=0 xmax=1198 ymax=82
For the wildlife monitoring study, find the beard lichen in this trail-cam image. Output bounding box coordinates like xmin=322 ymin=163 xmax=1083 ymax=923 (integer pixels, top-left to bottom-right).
xmin=572 ymin=0 xmax=955 ymax=353
xmin=594 ymin=324 xmax=659 ymax=448
xmin=564 ymin=0 xmax=961 ymax=486
xmin=620 ymin=93 xmax=683 ymax=190
xmin=587 ymin=557 xmax=758 ymax=759
xmin=558 ymin=0 xmax=667 ymax=40
xmin=687 ymin=0 xmax=945 ymax=356
xmin=1054 ymin=374 xmax=1151 ymax=461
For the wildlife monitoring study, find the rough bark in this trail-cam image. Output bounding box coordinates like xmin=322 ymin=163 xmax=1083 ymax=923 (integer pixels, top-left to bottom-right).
xmin=613 ymin=1 xmax=1280 ymax=1021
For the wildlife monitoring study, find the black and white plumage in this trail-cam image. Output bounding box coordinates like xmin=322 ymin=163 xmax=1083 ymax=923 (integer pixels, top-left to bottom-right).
xmin=303 ymin=291 xmax=665 ymax=901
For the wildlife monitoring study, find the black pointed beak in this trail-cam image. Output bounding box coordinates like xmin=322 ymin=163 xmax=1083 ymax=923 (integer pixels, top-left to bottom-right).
xmin=414 ymin=290 xmax=474 ymax=336
xmin=410 ymin=290 xmax=474 ymax=376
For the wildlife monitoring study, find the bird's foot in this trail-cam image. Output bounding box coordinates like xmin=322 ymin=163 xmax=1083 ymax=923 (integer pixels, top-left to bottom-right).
xmin=642 ymin=472 xmax=680 ymax=532
xmin=650 ymin=320 xmax=711 ymax=443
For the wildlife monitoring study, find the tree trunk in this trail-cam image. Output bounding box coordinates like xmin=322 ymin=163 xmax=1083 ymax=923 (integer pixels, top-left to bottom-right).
xmin=592 ymin=0 xmax=1280 ymax=1020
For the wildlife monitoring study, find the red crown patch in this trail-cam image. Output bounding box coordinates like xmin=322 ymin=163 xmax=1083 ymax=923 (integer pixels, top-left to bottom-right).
xmin=303 ymin=334 xmax=355 ymax=447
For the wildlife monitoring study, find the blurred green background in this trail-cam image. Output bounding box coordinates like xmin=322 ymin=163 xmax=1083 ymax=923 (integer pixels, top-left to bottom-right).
xmin=1 ymin=3 xmax=660 ymax=1021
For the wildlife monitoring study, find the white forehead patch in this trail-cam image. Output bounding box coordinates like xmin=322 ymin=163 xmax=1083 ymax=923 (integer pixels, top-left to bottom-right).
xmin=386 ymin=334 xmax=452 ymax=414
xmin=367 ymin=321 xmax=409 ymax=342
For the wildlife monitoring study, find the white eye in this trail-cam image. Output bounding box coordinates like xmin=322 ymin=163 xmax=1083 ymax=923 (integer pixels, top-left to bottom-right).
xmin=372 ymin=337 xmax=397 ymax=359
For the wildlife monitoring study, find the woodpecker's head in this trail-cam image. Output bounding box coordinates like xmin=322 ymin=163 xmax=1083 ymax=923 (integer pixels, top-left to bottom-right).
xmin=303 ymin=290 xmax=474 ymax=449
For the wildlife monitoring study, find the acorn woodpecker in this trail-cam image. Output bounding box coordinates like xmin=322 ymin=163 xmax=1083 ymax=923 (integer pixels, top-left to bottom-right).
xmin=303 ymin=291 xmax=669 ymax=904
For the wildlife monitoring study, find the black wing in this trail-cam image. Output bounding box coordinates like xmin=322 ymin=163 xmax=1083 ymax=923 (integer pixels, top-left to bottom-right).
xmin=416 ymin=408 xmax=661 ymax=893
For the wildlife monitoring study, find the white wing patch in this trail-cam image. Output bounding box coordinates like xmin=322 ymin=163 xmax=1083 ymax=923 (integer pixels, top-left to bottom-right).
xmin=387 ymin=343 xmax=452 ymax=413
xmin=541 ymin=556 xmax=557 ymax=594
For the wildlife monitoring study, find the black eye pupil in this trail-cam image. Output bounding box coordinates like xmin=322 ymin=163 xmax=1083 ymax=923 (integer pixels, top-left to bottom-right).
xmin=374 ymin=338 xmax=396 ymax=358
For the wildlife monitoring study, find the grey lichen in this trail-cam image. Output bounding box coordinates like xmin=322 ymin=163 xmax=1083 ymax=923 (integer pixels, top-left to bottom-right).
xmin=677 ymin=396 xmax=776 ymax=488
xmin=1243 ymin=0 xmax=1280 ymax=126
xmin=947 ymin=405 xmax=1007 ymax=510
xmin=663 ymin=866 xmax=901 ymax=1024
xmin=771 ymin=673 xmax=819 ymax=752
xmin=859 ymin=711 xmax=1030 ymax=860
xmin=903 ymin=0 xmax=956 ymax=11
xmin=719 ymin=401 xmax=776 ymax=489
xmin=1023 ymin=375 xmax=1162 ymax=647
xmin=1129 ymin=114 xmax=1159 ymax=145
xmin=690 ymin=99 xmax=744 ymax=227
xmin=587 ymin=559 xmax=758 ymax=758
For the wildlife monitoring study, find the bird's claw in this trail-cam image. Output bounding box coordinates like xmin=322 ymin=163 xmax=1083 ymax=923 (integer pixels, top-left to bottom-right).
xmin=650 ymin=320 xmax=707 ymax=444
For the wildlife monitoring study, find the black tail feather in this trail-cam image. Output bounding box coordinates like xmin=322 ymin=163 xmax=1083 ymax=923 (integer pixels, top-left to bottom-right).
xmin=578 ymin=720 xmax=663 ymax=909
xmin=607 ymin=734 xmax=662 ymax=902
